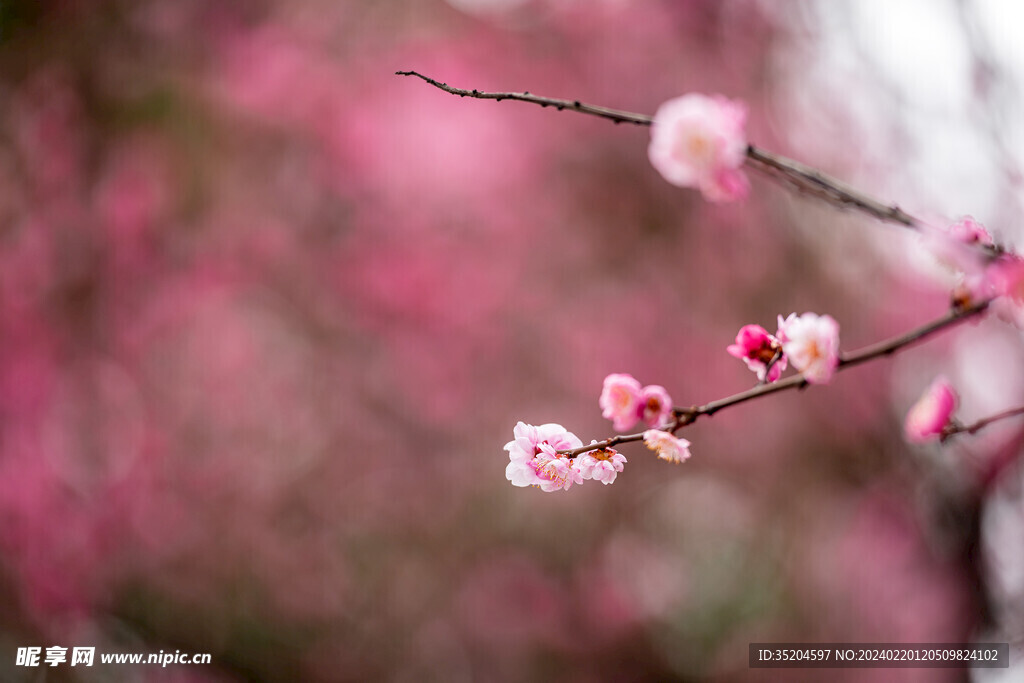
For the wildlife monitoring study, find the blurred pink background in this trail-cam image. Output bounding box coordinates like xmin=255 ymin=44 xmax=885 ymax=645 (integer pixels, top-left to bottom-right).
xmin=0 ymin=1 xmax=1022 ymax=681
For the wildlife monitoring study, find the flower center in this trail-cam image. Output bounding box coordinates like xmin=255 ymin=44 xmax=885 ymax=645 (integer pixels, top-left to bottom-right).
xmin=685 ymin=133 xmax=713 ymax=164
xmin=537 ymin=459 xmax=567 ymax=486
xmin=752 ymin=343 xmax=779 ymax=364
xmin=613 ymin=388 xmax=632 ymax=409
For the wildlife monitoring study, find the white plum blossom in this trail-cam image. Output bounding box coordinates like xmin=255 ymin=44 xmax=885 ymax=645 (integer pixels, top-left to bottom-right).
xmin=648 ymin=93 xmax=750 ymax=202
xmin=505 ymin=422 xmax=583 ymax=492
xmin=576 ymin=445 xmax=627 ymax=485
xmin=642 ymin=430 xmax=691 ymax=464
xmin=776 ymin=312 xmax=840 ymax=385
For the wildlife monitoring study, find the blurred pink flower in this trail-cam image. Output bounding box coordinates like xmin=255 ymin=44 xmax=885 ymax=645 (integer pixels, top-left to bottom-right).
xmin=919 ymin=218 xmax=992 ymax=291
xmin=639 ymin=384 xmax=673 ymax=428
xmin=504 ymin=422 xmax=583 ymax=491
xmin=600 ymin=373 xmax=642 ymax=431
xmin=577 ymin=446 xmax=626 ymax=485
xmin=947 ymin=216 xmax=993 ymax=246
xmin=726 ymin=324 xmax=787 ymax=383
xmin=806 ymin=492 xmax=975 ymax=643
xmin=776 ymin=312 xmax=840 ymax=384
xmin=11 ymin=70 xmax=85 ymax=195
xmin=647 ymin=93 xmax=749 ymax=202
xmin=904 ymin=377 xmax=957 ymax=443
xmin=987 ymin=256 xmax=1024 ymax=328
xmin=600 ymin=374 xmax=673 ymax=431
xmin=642 ymin=430 xmax=691 ymax=463
xmin=456 ymin=554 xmax=570 ymax=650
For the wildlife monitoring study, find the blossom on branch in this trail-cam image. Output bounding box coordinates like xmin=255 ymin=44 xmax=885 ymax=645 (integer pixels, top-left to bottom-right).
xmin=600 ymin=373 xmax=643 ymax=431
xmin=904 ymin=377 xmax=957 ymax=443
xmin=776 ymin=312 xmax=840 ymax=384
xmin=577 ymin=445 xmax=627 ymax=485
xmin=642 ymin=430 xmax=691 ymax=464
xmin=947 ymin=216 xmax=993 ymax=246
xmin=727 ymin=324 xmax=787 ymax=382
xmin=639 ymin=384 xmax=673 ymax=428
xmin=505 ymin=422 xmax=583 ymax=492
xmin=647 ymin=93 xmax=749 ymax=203
xmin=600 ymin=374 xmax=674 ymax=431
xmin=921 ymin=217 xmax=993 ymax=297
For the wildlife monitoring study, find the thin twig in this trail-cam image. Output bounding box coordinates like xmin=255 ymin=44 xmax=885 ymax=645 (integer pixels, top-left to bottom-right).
xmin=759 ymin=350 xmax=783 ymax=386
xmin=395 ymin=70 xmax=652 ymax=125
xmin=944 ymin=406 xmax=1024 ymax=439
xmin=744 ymin=146 xmax=918 ymax=227
xmin=395 ymin=72 xmax=1007 ymax=454
xmin=396 ymin=70 xmax=1005 ymax=257
xmin=557 ymin=300 xmax=990 ymax=458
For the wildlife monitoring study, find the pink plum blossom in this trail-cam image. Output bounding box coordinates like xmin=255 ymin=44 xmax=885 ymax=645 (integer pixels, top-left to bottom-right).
xmin=600 ymin=373 xmax=642 ymax=431
xmin=726 ymin=324 xmax=787 ymax=382
xmin=947 ymin=216 xmax=993 ymax=246
xmin=642 ymin=430 xmax=691 ymax=464
xmin=639 ymin=384 xmax=673 ymax=428
xmin=647 ymin=93 xmax=749 ymax=203
xmin=986 ymin=256 xmax=1024 ymax=328
xmin=904 ymin=377 xmax=957 ymax=443
xmin=576 ymin=445 xmax=627 ymax=485
xmin=776 ymin=312 xmax=840 ymax=385
xmin=505 ymin=422 xmax=583 ymax=492
xmin=920 ymin=218 xmax=992 ymax=290
xmin=600 ymin=374 xmax=674 ymax=431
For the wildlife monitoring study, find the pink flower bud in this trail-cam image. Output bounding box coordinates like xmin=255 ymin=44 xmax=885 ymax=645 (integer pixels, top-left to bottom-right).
xmin=904 ymin=377 xmax=957 ymax=443
xmin=639 ymin=384 xmax=673 ymax=428
xmin=599 ymin=373 xmax=643 ymax=431
xmin=726 ymin=324 xmax=787 ymax=383
xmin=947 ymin=216 xmax=993 ymax=246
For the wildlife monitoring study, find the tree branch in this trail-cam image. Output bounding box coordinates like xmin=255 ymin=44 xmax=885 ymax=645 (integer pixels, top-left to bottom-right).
xmin=743 ymin=146 xmax=917 ymax=228
xmin=557 ymin=300 xmax=990 ymax=458
xmin=395 ymin=70 xmax=652 ymax=125
xmin=395 ymin=72 xmax=1010 ymax=456
xmin=396 ymin=70 xmax=1005 ymax=257
xmin=945 ymin=405 xmax=1024 ymax=440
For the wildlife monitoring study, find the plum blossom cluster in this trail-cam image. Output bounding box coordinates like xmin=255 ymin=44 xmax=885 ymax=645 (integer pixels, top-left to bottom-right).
xmin=436 ymin=77 xmax=1024 ymax=491
xmin=505 ymin=422 xmax=626 ymax=492
xmin=924 ymin=216 xmax=1024 ymax=329
xmin=504 ymin=373 xmax=687 ymax=492
xmin=901 ymin=215 xmax=1024 ymax=444
xmin=599 ymin=373 xmax=673 ymax=431
xmin=728 ymin=313 xmax=840 ymax=385
xmin=504 ymin=312 xmax=844 ymax=492
xmin=648 ymin=93 xmax=750 ymax=203
xmin=925 ymin=216 xmax=999 ymax=305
